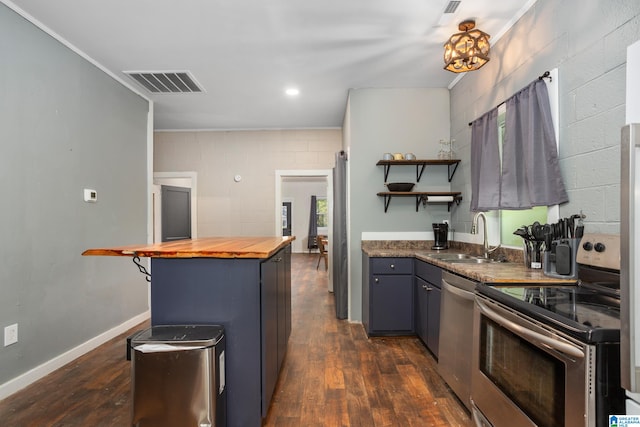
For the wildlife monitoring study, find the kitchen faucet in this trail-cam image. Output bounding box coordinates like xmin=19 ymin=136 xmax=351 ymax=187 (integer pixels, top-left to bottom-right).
xmin=471 ymin=212 xmax=501 ymax=259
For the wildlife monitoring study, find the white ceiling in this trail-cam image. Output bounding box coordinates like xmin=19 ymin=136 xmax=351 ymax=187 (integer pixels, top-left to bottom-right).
xmin=6 ymin=0 xmax=534 ymax=130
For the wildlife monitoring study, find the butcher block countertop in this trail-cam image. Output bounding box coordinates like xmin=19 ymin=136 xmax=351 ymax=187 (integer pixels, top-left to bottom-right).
xmin=82 ymin=236 xmax=295 ymax=259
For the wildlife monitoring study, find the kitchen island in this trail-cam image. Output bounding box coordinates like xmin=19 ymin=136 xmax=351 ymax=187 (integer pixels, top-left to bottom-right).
xmin=83 ymin=236 xmax=295 ymax=427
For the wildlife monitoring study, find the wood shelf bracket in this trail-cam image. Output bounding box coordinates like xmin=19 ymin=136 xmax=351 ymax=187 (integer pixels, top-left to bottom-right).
xmin=416 ymin=164 xmax=426 ymax=182
xmin=447 ymin=162 xmax=459 ymax=182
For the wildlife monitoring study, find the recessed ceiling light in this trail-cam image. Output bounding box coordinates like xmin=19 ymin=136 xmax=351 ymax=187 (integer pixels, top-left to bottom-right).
xmin=285 ymin=88 xmax=300 ymax=96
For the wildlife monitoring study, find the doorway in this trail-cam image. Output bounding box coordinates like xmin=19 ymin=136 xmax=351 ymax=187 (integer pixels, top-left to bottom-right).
xmin=153 ymin=172 xmax=198 ymax=243
xmin=160 ymin=185 xmax=192 ymax=241
xmin=275 ymin=169 xmax=333 ymax=290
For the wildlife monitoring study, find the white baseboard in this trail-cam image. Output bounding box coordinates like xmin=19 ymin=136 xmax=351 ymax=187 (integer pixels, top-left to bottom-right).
xmin=0 ymin=311 xmax=150 ymax=400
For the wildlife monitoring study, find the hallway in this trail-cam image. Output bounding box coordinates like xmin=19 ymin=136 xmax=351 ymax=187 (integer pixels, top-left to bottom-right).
xmin=0 ymin=253 xmax=471 ymax=426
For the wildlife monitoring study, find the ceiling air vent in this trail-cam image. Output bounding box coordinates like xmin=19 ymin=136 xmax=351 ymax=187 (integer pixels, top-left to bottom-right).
xmin=124 ymin=71 xmax=204 ymax=94
xmin=443 ymin=1 xmax=461 ymax=14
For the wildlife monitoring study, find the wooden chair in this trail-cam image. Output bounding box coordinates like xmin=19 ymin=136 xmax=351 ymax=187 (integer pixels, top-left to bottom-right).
xmin=316 ymin=235 xmax=328 ymax=271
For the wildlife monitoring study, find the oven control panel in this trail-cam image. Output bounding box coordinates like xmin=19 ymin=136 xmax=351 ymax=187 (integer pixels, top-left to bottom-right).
xmin=576 ymin=233 xmax=620 ymax=270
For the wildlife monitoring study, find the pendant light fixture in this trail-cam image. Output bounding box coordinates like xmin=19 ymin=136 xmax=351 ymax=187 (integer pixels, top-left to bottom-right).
xmin=443 ymin=20 xmax=490 ymax=73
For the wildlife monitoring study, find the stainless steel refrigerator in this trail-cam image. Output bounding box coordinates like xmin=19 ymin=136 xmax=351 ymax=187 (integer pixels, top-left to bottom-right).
xmin=621 ymin=123 xmax=640 ymax=413
xmin=620 ymin=36 xmax=640 ymax=415
xmin=621 ymin=38 xmax=640 ymax=415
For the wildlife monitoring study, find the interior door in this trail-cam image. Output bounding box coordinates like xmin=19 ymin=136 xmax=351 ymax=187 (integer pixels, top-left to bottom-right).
xmin=161 ymin=185 xmax=191 ymax=242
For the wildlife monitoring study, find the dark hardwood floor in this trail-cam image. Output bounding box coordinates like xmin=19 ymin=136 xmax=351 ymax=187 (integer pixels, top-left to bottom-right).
xmin=0 ymin=253 xmax=471 ymax=426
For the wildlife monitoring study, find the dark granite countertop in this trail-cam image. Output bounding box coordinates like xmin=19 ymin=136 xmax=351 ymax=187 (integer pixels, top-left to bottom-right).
xmin=362 ymin=240 xmax=575 ymax=284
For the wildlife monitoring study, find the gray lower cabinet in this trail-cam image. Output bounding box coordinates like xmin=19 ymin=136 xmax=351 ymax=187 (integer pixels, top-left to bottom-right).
xmin=362 ymin=254 xmax=414 ymax=336
xmin=414 ymin=259 xmax=442 ymax=357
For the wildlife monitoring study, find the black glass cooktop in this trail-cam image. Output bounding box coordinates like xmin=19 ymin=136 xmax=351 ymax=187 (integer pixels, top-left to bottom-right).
xmin=476 ymin=281 xmax=620 ymax=344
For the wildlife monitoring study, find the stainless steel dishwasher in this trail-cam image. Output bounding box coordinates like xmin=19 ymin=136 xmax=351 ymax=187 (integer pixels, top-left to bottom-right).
xmin=438 ymin=270 xmax=477 ymax=411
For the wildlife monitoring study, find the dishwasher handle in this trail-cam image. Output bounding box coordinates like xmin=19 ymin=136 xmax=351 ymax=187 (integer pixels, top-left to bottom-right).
xmin=476 ymin=298 xmax=584 ymax=359
xmin=442 ymin=279 xmax=476 ymax=301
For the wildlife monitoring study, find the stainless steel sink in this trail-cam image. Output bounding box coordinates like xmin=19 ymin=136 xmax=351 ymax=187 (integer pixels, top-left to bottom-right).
xmin=426 ymin=253 xmax=498 ymax=264
xmin=447 ymin=257 xmax=496 ymax=264
xmin=426 ymin=253 xmax=476 ymax=260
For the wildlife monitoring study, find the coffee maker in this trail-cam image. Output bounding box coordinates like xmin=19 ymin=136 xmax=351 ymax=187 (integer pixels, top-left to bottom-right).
xmin=432 ymin=223 xmax=449 ymax=250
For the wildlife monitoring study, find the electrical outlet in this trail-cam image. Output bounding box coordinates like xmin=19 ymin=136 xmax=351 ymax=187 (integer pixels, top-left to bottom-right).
xmin=4 ymin=323 xmax=18 ymax=346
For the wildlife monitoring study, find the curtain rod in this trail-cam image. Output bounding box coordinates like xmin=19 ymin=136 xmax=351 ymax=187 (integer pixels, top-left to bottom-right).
xmin=468 ymin=70 xmax=552 ymax=126
xmin=538 ymin=71 xmax=552 ymax=81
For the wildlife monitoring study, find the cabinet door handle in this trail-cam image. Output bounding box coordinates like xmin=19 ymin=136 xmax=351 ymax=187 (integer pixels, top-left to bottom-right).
xmin=374 ymin=278 xmax=379 ymax=283
xmin=390 ymin=264 xmax=395 ymax=269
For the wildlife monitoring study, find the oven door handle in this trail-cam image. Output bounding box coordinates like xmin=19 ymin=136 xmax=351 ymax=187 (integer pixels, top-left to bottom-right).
xmin=476 ymin=299 xmax=585 ymax=359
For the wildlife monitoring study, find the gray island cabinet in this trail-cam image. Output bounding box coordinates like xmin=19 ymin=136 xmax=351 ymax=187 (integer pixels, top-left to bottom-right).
xmin=83 ymin=236 xmax=294 ymax=427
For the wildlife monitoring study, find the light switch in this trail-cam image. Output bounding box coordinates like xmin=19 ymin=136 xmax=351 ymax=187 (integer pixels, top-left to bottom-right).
xmin=84 ymin=189 xmax=97 ymax=203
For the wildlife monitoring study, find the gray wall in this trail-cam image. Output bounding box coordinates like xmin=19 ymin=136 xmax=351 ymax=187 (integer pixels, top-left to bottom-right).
xmin=346 ymin=88 xmax=451 ymax=321
xmin=449 ymin=0 xmax=640 ymax=234
xmin=0 ymin=4 xmax=149 ymax=387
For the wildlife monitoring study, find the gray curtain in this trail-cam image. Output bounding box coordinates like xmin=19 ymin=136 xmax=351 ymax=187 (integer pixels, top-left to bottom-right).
xmin=502 ymin=79 xmax=568 ymax=208
xmin=332 ymin=151 xmax=348 ymax=319
xmin=307 ymin=195 xmax=318 ymax=250
xmin=470 ymin=108 xmax=500 ymax=211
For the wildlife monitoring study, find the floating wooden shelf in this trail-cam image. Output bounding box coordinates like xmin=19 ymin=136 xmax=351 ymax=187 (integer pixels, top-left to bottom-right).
xmin=376 ymin=159 xmax=461 ymax=182
xmin=376 ymin=192 xmax=462 ymax=213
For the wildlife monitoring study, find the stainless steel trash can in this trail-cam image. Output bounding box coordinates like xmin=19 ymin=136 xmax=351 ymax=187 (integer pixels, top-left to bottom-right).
xmin=130 ymin=325 xmax=226 ymax=427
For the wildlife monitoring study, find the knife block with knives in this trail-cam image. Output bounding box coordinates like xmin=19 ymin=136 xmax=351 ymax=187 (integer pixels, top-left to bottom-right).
xmin=513 ymin=214 xmax=584 ymax=278
xmin=543 ymin=237 xmax=581 ymax=279
xmin=542 ymin=213 xmax=584 ymax=279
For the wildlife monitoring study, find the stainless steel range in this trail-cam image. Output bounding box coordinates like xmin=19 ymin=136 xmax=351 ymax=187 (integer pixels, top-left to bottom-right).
xmin=471 ymin=233 xmax=625 ymax=427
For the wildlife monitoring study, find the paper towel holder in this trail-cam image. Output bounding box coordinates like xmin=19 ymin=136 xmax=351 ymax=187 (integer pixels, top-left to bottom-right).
xmin=422 ymin=195 xmax=454 ymax=203
xmin=420 ymin=194 xmax=461 ymax=212
xmin=377 ymin=191 xmax=462 ymax=212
